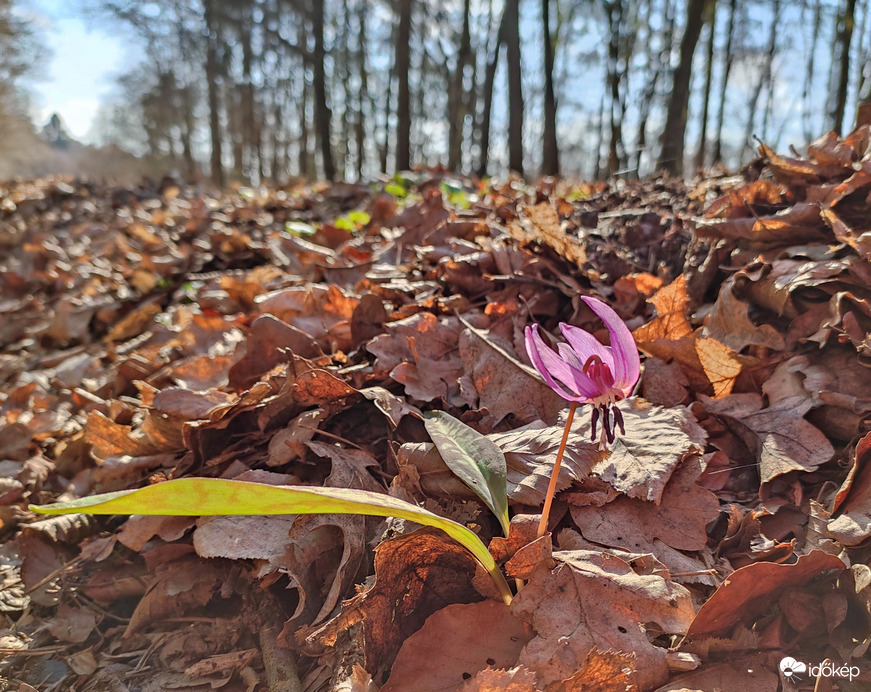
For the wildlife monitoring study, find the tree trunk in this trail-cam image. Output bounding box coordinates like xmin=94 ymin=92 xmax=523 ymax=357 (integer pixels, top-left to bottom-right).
xmin=636 ymin=0 xmax=675 ymax=174
xmin=204 ymin=0 xmax=224 ymax=187
xmin=312 ymin=1 xmax=335 ymax=180
xmin=477 ymin=12 xmax=505 ymax=177
xmin=712 ymin=0 xmax=735 ymax=163
xmin=394 ymin=0 xmax=413 ymax=172
xmin=802 ymin=2 xmax=822 ymax=141
xmin=743 ymin=0 xmax=779 ymax=155
xmin=541 ymin=0 xmax=559 ymax=176
xmin=448 ymin=0 xmax=472 ymax=172
xmin=504 ymin=0 xmax=524 ymax=175
xmin=832 ymin=0 xmax=859 ymax=134
xmin=694 ymin=0 xmax=716 ymax=170
xmin=605 ymin=0 xmax=625 ymax=176
xmin=656 ymin=0 xmax=706 ymax=176
xmin=355 ymin=1 xmax=369 ymax=180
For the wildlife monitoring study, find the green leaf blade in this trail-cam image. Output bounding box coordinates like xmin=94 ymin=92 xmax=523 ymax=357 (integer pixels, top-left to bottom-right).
xmin=423 ymin=411 xmax=510 ymax=536
xmin=30 ymin=478 xmax=512 ymax=603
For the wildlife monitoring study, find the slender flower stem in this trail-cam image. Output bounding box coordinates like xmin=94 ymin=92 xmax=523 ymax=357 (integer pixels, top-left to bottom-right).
xmin=537 ymin=401 xmax=577 ymax=538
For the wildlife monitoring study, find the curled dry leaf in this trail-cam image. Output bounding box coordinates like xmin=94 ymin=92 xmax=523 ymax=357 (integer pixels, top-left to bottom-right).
xmin=294 ymin=528 xmax=484 ymax=674
xmin=511 ymin=549 xmax=694 ymax=691
xmin=683 ymin=550 xmax=846 ymax=641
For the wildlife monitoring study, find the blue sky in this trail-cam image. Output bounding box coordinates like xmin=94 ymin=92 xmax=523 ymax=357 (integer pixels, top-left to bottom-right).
xmin=22 ymin=0 xmax=131 ymax=141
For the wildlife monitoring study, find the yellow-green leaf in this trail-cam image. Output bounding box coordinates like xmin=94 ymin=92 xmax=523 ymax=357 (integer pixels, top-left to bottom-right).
xmin=30 ymin=478 xmax=512 ymax=604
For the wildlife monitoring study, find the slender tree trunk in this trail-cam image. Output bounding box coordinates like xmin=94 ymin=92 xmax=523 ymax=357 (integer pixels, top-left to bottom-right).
xmin=448 ymin=0 xmax=472 ymax=171
xmin=594 ymin=82 xmax=606 ymax=179
xmin=504 ymin=0 xmax=524 ymax=175
xmin=802 ymin=0 xmax=823 ymax=142
xmin=743 ymin=0 xmax=779 ymax=154
xmin=604 ymin=1 xmax=625 ymax=175
xmin=694 ymin=0 xmax=716 ymax=170
xmin=395 ymin=0 xmax=413 ymax=171
xmin=477 ymin=13 xmax=505 ymax=177
xmin=657 ymin=0 xmax=706 ymax=176
xmin=713 ymin=0 xmax=735 ymax=163
xmin=636 ymin=0 xmax=674 ymax=174
xmin=204 ymin=0 xmax=224 ymax=187
xmin=355 ymin=1 xmax=369 ymax=180
xmin=312 ymin=1 xmax=335 ymax=180
xmin=541 ymin=0 xmax=559 ymax=175
xmin=832 ymin=0 xmax=859 ymax=134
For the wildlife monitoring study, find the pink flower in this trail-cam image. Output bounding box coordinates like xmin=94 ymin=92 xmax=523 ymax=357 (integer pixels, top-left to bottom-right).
xmin=525 ymin=296 xmax=640 ymax=444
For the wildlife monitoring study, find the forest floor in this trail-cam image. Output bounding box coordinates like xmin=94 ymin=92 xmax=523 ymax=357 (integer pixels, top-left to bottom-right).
xmin=2 ymin=130 xmax=871 ymax=692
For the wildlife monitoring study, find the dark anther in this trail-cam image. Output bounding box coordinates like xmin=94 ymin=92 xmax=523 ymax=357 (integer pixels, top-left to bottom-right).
xmin=590 ymin=406 xmax=600 ymax=441
xmin=602 ymin=406 xmax=615 ymax=444
xmin=613 ymin=406 xmax=625 ymax=436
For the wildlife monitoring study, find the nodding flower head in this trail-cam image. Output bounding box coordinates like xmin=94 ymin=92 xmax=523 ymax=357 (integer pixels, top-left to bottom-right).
xmin=525 ymin=296 xmax=640 ymax=445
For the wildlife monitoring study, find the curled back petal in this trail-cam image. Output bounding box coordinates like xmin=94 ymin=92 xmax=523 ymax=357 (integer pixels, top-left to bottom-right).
xmin=580 ymin=296 xmax=641 ymax=394
xmin=556 ymin=343 xmax=607 ymax=399
xmin=524 ymin=325 xmax=589 ymax=402
xmin=558 ymin=323 xmax=614 ymax=372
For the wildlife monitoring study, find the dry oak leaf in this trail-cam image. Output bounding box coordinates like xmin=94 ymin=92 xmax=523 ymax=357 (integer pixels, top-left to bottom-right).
xmin=124 ymin=555 xmax=228 ymax=636
xmin=366 ymin=312 xmax=473 ymax=403
xmin=570 ymin=455 xmax=718 ymax=554
xmin=458 ymin=320 xmax=566 ymax=426
xmin=702 ymin=275 xmax=786 ymax=352
xmin=511 ymin=549 xmax=694 ymax=692
xmin=511 ymin=202 xmax=586 ymax=269
xmin=698 ymin=393 xmax=834 ymax=485
xmin=381 ymin=601 xmax=534 ymax=692
xmin=683 ymin=550 xmax=846 ymax=641
xmin=294 ymin=527 xmax=483 ymax=674
xmin=633 ymin=276 xmax=742 ymax=398
xmin=456 ymin=665 xmax=540 ymax=692
xmin=561 ymin=648 xmax=638 ymax=692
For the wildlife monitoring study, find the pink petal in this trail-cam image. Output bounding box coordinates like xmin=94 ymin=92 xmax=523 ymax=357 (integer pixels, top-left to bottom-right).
xmin=557 ymin=343 xmax=608 ymax=398
xmin=559 ymin=323 xmax=614 ymax=371
xmin=580 ymin=296 xmax=641 ymax=394
xmin=525 ymin=326 xmax=595 ymax=402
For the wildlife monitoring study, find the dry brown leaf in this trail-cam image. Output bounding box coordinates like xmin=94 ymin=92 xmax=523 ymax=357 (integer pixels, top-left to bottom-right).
xmin=684 ymin=550 xmax=846 ymax=641
xmin=228 ymin=314 xmax=322 ymax=390
xmin=456 ymin=665 xmax=539 ymax=691
xmin=125 ymin=555 xmax=227 ymax=636
xmin=698 ymin=393 xmax=834 ymax=485
xmin=652 ymin=658 xmax=779 ymax=692
xmin=702 ymin=275 xmax=786 ymax=352
xmin=829 ymin=432 xmax=871 ymax=545
xmin=381 ymin=601 xmax=533 ymax=692
xmin=634 ymin=276 xmax=742 ymax=397
xmin=512 ymin=550 xmax=694 ymax=691
xmin=295 ymin=528 xmax=483 ymax=674
xmin=458 ymin=320 xmax=565 ymax=426
xmin=561 ymin=649 xmax=638 ymax=692
xmin=570 ymin=456 xmax=718 ymax=553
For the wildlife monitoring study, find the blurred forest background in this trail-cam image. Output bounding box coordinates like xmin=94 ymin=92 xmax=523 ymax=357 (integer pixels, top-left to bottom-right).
xmin=2 ymin=0 xmax=871 ymax=184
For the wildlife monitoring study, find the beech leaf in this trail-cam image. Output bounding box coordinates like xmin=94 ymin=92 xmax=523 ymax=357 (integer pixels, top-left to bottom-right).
xmin=424 ymin=410 xmax=510 ymax=536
